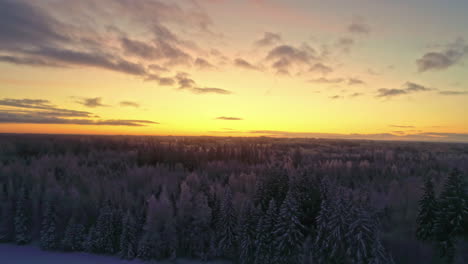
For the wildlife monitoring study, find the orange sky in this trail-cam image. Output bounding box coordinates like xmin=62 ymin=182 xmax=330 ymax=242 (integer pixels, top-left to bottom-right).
xmin=0 ymin=0 xmax=467 ymax=142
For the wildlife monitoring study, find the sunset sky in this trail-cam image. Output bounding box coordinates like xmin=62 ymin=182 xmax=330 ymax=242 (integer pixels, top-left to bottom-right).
xmin=0 ymin=0 xmax=467 ymax=142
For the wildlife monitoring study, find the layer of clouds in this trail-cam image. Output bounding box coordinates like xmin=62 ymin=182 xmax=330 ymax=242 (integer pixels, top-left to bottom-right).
xmin=416 ymin=39 xmax=468 ymax=72
xmin=438 ymin=90 xmax=468 ymax=95
xmin=0 ymin=98 xmax=157 ymax=127
xmin=245 ymin=130 xmax=468 ymax=143
xmin=377 ymin=82 xmax=432 ymax=98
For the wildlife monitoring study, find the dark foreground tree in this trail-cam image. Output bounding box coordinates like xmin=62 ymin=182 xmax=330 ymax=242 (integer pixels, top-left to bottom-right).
xmin=433 ymin=169 xmax=468 ymax=263
xmin=416 ymin=177 xmax=438 ymax=241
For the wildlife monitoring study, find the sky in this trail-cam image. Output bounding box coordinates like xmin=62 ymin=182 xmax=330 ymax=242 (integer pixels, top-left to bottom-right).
xmin=0 ymin=0 xmax=467 ymax=142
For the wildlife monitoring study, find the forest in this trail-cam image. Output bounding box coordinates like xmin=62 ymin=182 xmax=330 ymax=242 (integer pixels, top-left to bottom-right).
xmin=0 ymin=134 xmax=467 ymax=263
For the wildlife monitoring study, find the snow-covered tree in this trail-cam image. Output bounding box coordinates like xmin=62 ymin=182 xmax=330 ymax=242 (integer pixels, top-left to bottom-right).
xmin=274 ymin=191 xmax=305 ymax=264
xmin=15 ymin=187 xmax=31 ymax=245
xmin=119 ymin=210 xmax=137 ymax=259
xmin=62 ymin=217 xmax=85 ymax=251
xmin=83 ymin=225 xmax=96 ymax=253
xmin=238 ymin=201 xmax=261 ymax=264
xmin=191 ymin=193 xmax=212 ymax=260
xmin=433 ymin=169 xmax=468 ymax=263
xmin=94 ymin=203 xmax=116 ymax=254
xmin=217 ymin=187 xmax=237 ymax=258
xmin=416 ymin=177 xmax=438 ymax=241
xmin=254 ymin=199 xmax=277 ymax=264
xmin=40 ymin=197 xmax=58 ymax=250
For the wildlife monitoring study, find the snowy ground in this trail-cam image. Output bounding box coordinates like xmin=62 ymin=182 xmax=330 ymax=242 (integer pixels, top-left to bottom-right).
xmin=0 ymin=244 xmax=231 ymax=264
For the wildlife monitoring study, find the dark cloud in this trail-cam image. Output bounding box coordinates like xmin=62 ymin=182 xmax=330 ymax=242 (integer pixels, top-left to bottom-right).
xmin=0 ymin=112 xmax=158 ymax=127
xmin=309 ymin=63 xmax=333 ymax=75
xmin=350 ymin=92 xmax=363 ymax=97
xmin=348 ymin=20 xmax=371 ymax=35
xmin=148 ymin=64 xmax=169 ymax=72
xmin=120 ymin=101 xmax=140 ymax=108
xmin=194 ymin=58 xmax=215 ymax=70
xmin=0 ymin=98 xmax=93 ymax=117
xmin=234 ymin=58 xmax=260 ymax=71
xmin=145 ymin=74 xmax=176 ymax=86
xmin=255 ymin=32 xmax=282 ymax=46
xmin=438 ymin=90 xmax=468 ymax=95
xmin=0 ymin=97 xmax=157 ymax=126
xmin=266 ymin=44 xmax=319 ymax=74
xmin=309 ymin=77 xmax=344 ymax=84
xmin=175 ymin=72 xmax=231 ymax=94
xmin=390 ymin=125 xmax=415 ymax=128
xmin=330 ymin=95 xmax=342 ymax=100
xmin=348 ymin=78 xmax=365 ymax=85
xmin=191 ymin=87 xmax=232 ymax=95
xmin=75 ymin=97 xmax=108 ymax=108
xmin=215 ymin=116 xmax=243 ymax=121
xmin=336 ymin=37 xmax=355 ymax=53
xmin=377 ymin=82 xmax=432 ymax=98
xmin=121 ymin=37 xmax=159 ymax=59
xmin=0 ymin=55 xmax=62 ymax=67
xmin=416 ymin=39 xmax=468 ymax=72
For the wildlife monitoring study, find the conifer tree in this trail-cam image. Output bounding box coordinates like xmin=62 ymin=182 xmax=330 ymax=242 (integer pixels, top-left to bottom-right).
xmin=119 ymin=210 xmax=137 ymax=259
xmin=94 ymin=203 xmax=116 ymax=254
xmin=416 ymin=177 xmax=438 ymax=241
xmin=40 ymin=197 xmax=58 ymax=250
xmin=83 ymin=225 xmax=96 ymax=253
xmin=254 ymin=199 xmax=277 ymax=264
xmin=274 ymin=191 xmax=305 ymax=264
xmin=238 ymin=201 xmax=261 ymax=264
xmin=217 ymin=187 xmax=237 ymax=258
xmin=433 ymin=169 xmax=468 ymax=263
xmin=191 ymin=193 xmax=212 ymax=260
xmin=14 ymin=187 xmax=31 ymax=245
xmin=62 ymin=217 xmax=85 ymax=251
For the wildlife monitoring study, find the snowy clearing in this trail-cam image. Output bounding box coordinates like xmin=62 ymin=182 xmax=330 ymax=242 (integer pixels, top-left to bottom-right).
xmin=0 ymin=244 xmax=231 ymax=264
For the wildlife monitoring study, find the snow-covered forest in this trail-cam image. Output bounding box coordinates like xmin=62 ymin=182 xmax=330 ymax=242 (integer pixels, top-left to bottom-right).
xmin=0 ymin=134 xmax=467 ymax=263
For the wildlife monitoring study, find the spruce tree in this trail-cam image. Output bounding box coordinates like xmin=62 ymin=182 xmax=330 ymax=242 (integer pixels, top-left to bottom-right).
xmin=217 ymin=187 xmax=237 ymax=259
xmin=14 ymin=187 xmax=31 ymax=245
xmin=94 ymin=203 xmax=116 ymax=254
xmin=40 ymin=198 xmax=58 ymax=250
xmin=254 ymin=199 xmax=277 ymax=264
xmin=119 ymin=210 xmax=137 ymax=259
xmin=83 ymin=225 xmax=96 ymax=253
xmin=416 ymin=177 xmax=438 ymax=241
xmin=62 ymin=217 xmax=85 ymax=251
xmin=238 ymin=201 xmax=260 ymax=264
xmin=191 ymin=193 xmax=212 ymax=260
xmin=274 ymin=191 xmax=305 ymax=264
xmin=433 ymin=169 xmax=468 ymax=263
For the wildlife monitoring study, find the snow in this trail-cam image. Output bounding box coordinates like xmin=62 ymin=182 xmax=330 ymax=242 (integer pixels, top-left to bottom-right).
xmin=0 ymin=244 xmax=231 ymax=264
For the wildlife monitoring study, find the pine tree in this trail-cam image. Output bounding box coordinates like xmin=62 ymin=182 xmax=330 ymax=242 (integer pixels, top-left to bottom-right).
xmin=40 ymin=197 xmax=58 ymax=250
xmin=83 ymin=225 xmax=97 ymax=253
xmin=254 ymin=199 xmax=277 ymax=264
xmin=119 ymin=211 xmax=137 ymax=259
xmin=433 ymin=169 xmax=468 ymax=263
xmin=217 ymin=187 xmax=237 ymax=258
xmin=14 ymin=187 xmax=31 ymax=245
xmin=62 ymin=217 xmax=85 ymax=251
xmin=191 ymin=193 xmax=212 ymax=260
xmin=346 ymin=201 xmax=394 ymax=264
xmin=94 ymin=203 xmax=116 ymax=254
xmin=274 ymin=191 xmax=305 ymax=264
xmin=238 ymin=201 xmax=260 ymax=264
xmin=137 ymin=233 xmax=157 ymax=260
xmin=416 ymin=177 xmax=438 ymax=241
xmin=313 ymin=179 xmax=334 ymax=264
